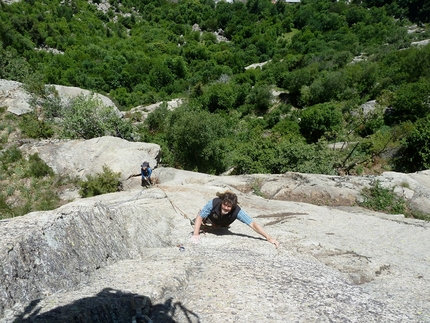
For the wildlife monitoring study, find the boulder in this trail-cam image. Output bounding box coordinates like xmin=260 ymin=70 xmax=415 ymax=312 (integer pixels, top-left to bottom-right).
xmin=19 ymin=136 xmax=160 ymax=181
xmin=411 ymin=39 xmax=430 ymax=47
xmin=129 ymin=98 xmax=184 ymax=121
xmin=0 ymin=80 xmax=32 ymax=115
xmin=0 ymin=79 xmax=120 ymax=116
xmin=51 ymin=84 xmax=118 ymax=112
xmin=0 ymin=168 xmax=429 ymax=322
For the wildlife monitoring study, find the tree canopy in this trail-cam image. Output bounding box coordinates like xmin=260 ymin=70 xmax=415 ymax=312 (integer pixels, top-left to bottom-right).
xmin=1 ymin=0 xmax=430 ymax=176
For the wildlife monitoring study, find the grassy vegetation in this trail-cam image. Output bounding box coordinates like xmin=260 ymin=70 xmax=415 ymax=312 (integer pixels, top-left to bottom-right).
xmin=359 ymin=180 xmax=406 ymax=214
xmin=358 ymin=180 xmax=430 ymax=221
xmin=0 ymin=107 xmax=78 ymax=219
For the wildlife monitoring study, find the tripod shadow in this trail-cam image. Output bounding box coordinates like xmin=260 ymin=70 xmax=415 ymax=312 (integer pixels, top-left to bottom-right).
xmin=151 ymin=297 xmax=200 ymax=323
xmin=12 ymin=288 xmax=200 ymax=323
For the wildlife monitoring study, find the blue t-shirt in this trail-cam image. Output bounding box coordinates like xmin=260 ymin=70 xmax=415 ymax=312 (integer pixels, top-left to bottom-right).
xmin=141 ymin=166 xmax=152 ymax=178
xmin=199 ymin=200 xmax=253 ymax=225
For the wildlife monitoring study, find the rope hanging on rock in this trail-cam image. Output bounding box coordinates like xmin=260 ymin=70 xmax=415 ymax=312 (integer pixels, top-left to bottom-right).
xmin=158 ymin=186 xmax=190 ymax=221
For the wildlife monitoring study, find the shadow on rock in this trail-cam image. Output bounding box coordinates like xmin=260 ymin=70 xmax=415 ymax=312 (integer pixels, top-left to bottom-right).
xmin=151 ymin=297 xmax=200 ymax=323
xmin=13 ymin=288 xmax=200 ymax=323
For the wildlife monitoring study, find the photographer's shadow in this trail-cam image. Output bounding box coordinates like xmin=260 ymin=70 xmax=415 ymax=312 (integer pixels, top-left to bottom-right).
xmin=13 ymin=288 xmax=200 ymax=323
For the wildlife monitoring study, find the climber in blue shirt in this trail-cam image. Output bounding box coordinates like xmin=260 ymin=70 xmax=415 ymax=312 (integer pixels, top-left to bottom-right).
xmin=141 ymin=161 xmax=152 ymax=187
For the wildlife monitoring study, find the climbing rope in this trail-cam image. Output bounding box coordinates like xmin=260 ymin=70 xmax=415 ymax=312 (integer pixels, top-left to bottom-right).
xmin=158 ymin=186 xmax=191 ymax=222
xmin=107 ymin=186 xmax=147 ymax=209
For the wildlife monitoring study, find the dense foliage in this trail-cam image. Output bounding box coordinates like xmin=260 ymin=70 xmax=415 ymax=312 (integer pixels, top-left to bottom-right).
xmin=1 ymin=0 xmax=430 ymax=179
xmin=78 ymin=164 xmax=122 ymax=197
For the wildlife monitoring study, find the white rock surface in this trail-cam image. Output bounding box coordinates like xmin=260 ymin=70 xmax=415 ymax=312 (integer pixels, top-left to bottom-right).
xmin=411 ymin=39 xmax=430 ymax=47
xmin=129 ymin=98 xmax=184 ymax=121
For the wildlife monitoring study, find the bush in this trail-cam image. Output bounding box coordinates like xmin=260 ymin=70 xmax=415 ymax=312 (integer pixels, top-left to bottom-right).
xmin=25 ymin=153 xmax=54 ymax=178
xmin=79 ymin=165 xmax=122 ymax=198
xmin=166 ymin=107 xmax=229 ymax=174
xmin=61 ymin=94 xmax=133 ymax=140
xmin=201 ymin=82 xmax=236 ymax=113
xmin=358 ymin=180 xmax=405 ymax=214
xmin=144 ymin=103 xmax=170 ymax=133
xmin=387 ymin=79 xmax=430 ymax=125
xmin=19 ymin=114 xmax=54 ymax=139
xmin=1 ymin=146 xmax=22 ymax=165
xmin=0 ymin=194 xmax=12 ymax=219
xmin=61 ymin=94 xmax=106 ymax=139
xmin=245 ymin=84 xmax=273 ymax=115
xmin=273 ymin=138 xmax=338 ymax=175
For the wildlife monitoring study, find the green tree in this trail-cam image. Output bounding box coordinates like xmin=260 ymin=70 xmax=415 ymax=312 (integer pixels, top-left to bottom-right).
xmin=245 ymin=84 xmax=273 ymax=115
xmin=144 ymin=103 xmax=170 ymax=134
xmin=61 ymin=94 xmax=105 ymax=139
xmin=166 ymin=106 xmax=229 ymax=174
xmin=0 ymin=47 xmax=32 ymax=81
xmin=299 ymin=102 xmax=343 ymax=143
xmin=273 ymin=138 xmax=337 ymax=175
xmin=395 ymin=115 xmax=430 ymax=172
xmin=388 ymin=79 xmax=430 ymax=125
xmin=201 ymin=82 xmax=235 ymax=112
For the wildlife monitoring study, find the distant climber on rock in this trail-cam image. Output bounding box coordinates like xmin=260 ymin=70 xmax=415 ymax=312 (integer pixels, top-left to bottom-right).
xmin=191 ymin=190 xmax=279 ymax=248
xmin=140 ymin=161 xmax=152 ymax=187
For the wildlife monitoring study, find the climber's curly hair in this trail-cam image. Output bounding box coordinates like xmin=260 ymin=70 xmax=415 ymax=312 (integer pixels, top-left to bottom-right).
xmin=216 ymin=190 xmax=238 ymax=207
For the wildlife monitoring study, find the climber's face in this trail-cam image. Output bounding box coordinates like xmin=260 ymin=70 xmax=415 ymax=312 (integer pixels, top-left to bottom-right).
xmin=221 ymin=202 xmax=232 ymax=215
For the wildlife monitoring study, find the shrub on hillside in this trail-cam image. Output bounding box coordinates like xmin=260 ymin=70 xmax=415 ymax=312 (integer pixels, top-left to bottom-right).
xmin=0 ymin=194 xmax=12 ymax=219
xmin=19 ymin=113 xmax=54 ymax=139
xmin=79 ymin=165 xmax=122 ymax=198
xmin=61 ymin=94 xmax=134 ymax=140
xmin=25 ymin=153 xmax=54 ymax=178
xmin=1 ymin=146 xmax=22 ymax=165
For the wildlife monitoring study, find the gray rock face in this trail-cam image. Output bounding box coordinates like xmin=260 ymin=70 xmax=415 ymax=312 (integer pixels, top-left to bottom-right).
xmin=212 ymin=170 xmax=430 ymax=216
xmin=1 ymin=168 xmax=430 ymax=323
xmin=19 ymin=136 xmax=161 ymax=181
xmin=0 ymin=80 xmax=32 ymax=115
xmin=51 ymin=84 xmax=118 ymax=112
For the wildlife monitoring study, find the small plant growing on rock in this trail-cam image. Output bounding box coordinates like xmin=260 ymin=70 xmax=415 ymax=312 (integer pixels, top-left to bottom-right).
xmin=358 ymin=180 xmax=405 ymax=214
xmin=79 ymin=165 xmax=122 ymax=198
xmin=251 ymin=178 xmax=267 ymax=198
xmin=400 ymin=181 xmax=410 ymax=189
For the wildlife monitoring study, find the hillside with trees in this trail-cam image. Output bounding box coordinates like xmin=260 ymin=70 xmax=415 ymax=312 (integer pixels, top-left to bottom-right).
xmin=1 ymin=0 xmax=430 ymax=216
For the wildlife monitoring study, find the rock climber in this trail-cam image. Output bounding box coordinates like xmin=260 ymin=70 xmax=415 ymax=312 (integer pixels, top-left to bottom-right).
xmin=140 ymin=161 xmax=152 ymax=187
xmin=191 ymin=190 xmax=279 ymax=248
